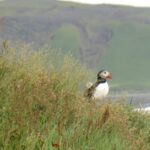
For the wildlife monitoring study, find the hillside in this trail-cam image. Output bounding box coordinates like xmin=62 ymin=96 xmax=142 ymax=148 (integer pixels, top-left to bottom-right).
xmin=101 ymin=23 xmax=150 ymax=89
xmin=1 ymin=0 xmax=150 ymax=89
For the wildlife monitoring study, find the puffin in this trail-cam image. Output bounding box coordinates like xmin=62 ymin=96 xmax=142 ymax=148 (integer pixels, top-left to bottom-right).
xmin=85 ymin=69 xmax=112 ymax=102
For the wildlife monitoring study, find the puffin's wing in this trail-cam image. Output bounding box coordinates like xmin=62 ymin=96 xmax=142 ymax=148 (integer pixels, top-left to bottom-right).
xmin=84 ymin=82 xmax=97 ymax=99
xmin=86 ymin=82 xmax=93 ymax=89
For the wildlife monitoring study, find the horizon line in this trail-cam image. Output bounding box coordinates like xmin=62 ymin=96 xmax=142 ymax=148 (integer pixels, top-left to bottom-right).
xmin=58 ymin=0 xmax=150 ymax=8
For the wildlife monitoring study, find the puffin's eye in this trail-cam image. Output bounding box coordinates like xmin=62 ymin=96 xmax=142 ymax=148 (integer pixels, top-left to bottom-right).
xmin=104 ymin=71 xmax=107 ymax=74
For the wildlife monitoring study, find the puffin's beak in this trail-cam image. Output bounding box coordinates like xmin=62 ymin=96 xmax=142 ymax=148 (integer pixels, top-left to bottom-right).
xmin=107 ymin=73 xmax=112 ymax=79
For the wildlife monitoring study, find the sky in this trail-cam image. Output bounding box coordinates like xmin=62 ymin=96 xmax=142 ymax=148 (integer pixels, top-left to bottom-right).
xmin=59 ymin=0 xmax=150 ymax=7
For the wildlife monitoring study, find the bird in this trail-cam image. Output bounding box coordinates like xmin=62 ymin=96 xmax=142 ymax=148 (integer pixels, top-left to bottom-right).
xmin=84 ymin=69 xmax=112 ymax=102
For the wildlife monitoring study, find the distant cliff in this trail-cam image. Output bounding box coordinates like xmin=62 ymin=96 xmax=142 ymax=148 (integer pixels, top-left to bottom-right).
xmin=1 ymin=0 xmax=150 ymax=71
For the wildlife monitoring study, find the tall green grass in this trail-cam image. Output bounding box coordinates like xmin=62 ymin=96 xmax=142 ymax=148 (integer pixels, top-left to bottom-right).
xmin=0 ymin=42 xmax=150 ymax=150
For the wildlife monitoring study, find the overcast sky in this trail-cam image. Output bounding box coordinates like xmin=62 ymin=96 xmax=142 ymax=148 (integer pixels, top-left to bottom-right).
xmin=59 ymin=0 xmax=150 ymax=7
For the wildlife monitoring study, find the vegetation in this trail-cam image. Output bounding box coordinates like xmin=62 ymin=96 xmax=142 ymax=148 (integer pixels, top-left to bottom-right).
xmin=0 ymin=43 xmax=150 ymax=150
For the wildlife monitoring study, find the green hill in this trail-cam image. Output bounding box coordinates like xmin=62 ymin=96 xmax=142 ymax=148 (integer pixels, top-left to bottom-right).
xmin=50 ymin=24 xmax=81 ymax=58
xmin=101 ymin=23 xmax=150 ymax=89
xmin=1 ymin=0 xmax=150 ymax=89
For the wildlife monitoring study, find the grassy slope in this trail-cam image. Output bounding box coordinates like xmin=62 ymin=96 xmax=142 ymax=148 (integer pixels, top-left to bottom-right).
xmin=1 ymin=0 xmax=150 ymax=90
xmin=0 ymin=0 xmax=56 ymax=16
xmin=51 ymin=24 xmax=81 ymax=58
xmin=0 ymin=43 xmax=150 ymax=150
xmin=101 ymin=23 xmax=150 ymax=89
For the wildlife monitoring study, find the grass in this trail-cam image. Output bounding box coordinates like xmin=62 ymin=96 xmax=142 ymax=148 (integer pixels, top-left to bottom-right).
xmin=0 ymin=42 xmax=150 ymax=150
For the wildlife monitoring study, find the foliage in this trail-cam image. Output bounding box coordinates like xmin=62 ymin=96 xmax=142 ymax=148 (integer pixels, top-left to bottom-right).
xmin=0 ymin=43 xmax=150 ymax=150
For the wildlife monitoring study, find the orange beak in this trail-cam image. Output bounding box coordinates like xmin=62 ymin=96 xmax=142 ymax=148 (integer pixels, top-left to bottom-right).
xmin=107 ymin=73 xmax=112 ymax=79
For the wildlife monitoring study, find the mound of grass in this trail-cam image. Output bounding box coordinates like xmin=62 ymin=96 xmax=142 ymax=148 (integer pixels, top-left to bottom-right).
xmin=0 ymin=42 xmax=150 ymax=150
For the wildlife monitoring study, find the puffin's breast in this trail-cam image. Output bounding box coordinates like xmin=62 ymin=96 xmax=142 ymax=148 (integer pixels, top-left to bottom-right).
xmin=93 ymin=82 xmax=109 ymax=100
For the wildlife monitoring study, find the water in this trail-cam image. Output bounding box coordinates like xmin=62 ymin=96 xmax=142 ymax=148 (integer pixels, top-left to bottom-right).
xmin=108 ymin=91 xmax=150 ymax=108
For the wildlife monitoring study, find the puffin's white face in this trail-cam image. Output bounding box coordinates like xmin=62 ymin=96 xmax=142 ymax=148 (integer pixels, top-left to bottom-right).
xmin=98 ymin=70 xmax=112 ymax=80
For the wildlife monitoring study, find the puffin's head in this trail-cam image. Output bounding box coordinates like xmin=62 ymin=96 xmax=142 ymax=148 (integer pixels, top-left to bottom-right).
xmin=97 ymin=69 xmax=112 ymax=80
